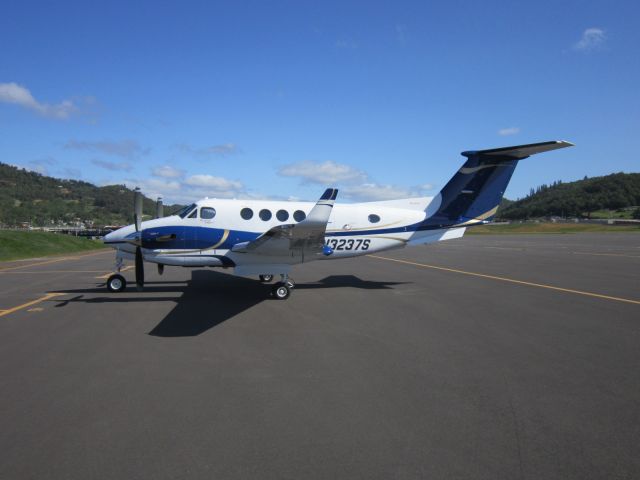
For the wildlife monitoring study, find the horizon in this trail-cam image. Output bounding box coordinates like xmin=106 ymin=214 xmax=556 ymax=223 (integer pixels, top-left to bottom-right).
xmin=1 ymin=1 xmax=639 ymax=204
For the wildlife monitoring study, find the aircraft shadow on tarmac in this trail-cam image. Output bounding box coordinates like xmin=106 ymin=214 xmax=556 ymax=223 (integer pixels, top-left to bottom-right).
xmin=52 ymin=270 xmax=407 ymax=337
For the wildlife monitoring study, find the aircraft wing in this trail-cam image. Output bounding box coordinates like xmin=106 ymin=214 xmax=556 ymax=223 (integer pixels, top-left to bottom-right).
xmin=232 ymin=188 xmax=338 ymax=257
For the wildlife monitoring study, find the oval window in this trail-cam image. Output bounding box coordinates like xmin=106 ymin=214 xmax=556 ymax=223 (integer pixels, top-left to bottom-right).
xmin=276 ymin=209 xmax=289 ymax=222
xmin=240 ymin=207 xmax=253 ymax=220
xmin=293 ymin=210 xmax=306 ymax=222
xmin=201 ymin=207 xmax=216 ymax=219
xmin=368 ymin=214 xmax=381 ymax=223
xmin=259 ymin=209 xmax=272 ymax=221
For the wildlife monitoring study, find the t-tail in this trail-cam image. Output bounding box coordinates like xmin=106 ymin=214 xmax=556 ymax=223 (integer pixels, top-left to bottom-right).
xmin=422 ymin=140 xmax=574 ymax=228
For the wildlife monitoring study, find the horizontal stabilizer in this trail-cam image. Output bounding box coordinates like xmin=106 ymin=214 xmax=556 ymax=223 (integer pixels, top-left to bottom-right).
xmin=462 ymin=140 xmax=574 ymax=160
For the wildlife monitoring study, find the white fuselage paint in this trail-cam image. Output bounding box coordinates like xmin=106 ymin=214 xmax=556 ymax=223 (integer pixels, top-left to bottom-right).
xmin=104 ymin=196 xmax=465 ymax=276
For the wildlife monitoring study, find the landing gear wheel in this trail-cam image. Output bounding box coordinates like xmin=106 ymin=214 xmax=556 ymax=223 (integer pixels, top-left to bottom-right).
xmin=272 ymin=282 xmax=291 ymax=300
xmin=259 ymin=274 xmax=274 ymax=283
xmin=107 ymin=274 xmax=126 ymax=293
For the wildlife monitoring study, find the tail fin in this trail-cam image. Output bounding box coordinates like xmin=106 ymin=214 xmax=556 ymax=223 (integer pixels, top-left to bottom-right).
xmin=423 ymin=140 xmax=573 ymax=227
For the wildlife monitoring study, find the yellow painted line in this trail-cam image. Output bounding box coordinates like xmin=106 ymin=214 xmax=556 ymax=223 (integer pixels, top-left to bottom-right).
xmin=572 ymin=251 xmax=640 ymax=259
xmin=0 ymin=270 xmax=111 ymax=274
xmin=0 ymin=250 xmax=110 ymax=272
xmin=0 ymin=293 xmax=65 ymax=318
xmin=95 ymin=265 xmax=134 ymax=279
xmin=369 ymin=255 xmax=640 ymax=306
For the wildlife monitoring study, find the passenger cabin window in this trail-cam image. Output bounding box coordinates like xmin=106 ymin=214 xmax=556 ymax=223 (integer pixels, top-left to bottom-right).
xmin=368 ymin=214 xmax=381 ymax=223
xmin=293 ymin=210 xmax=306 ymax=222
xmin=201 ymin=207 xmax=216 ymax=220
xmin=276 ymin=209 xmax=289 ymax=222
xmin=259 ymin=209 xmax=272 ymax=221
xmin=240 ymin=207 xmax=253 ymax=220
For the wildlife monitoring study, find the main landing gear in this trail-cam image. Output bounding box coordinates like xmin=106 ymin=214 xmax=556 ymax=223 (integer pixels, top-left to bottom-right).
xmin=269 ymin=274 xmax=295 ymax=300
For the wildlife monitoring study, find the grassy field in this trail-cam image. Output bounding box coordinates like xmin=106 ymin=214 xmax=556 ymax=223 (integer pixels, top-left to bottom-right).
xmin=0 ymin=230 xmax=107 ymax=262
xmin=468 ymin=222 xmax=640 ymax=234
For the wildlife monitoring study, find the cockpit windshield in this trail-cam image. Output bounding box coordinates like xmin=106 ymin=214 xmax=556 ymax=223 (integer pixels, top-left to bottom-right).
xmin=175 ymin=203 xmax=197 ymax=218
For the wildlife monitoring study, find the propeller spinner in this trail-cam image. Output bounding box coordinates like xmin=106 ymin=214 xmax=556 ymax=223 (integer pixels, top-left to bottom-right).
xmin=133 ymin=187 xmax=145 ymax=291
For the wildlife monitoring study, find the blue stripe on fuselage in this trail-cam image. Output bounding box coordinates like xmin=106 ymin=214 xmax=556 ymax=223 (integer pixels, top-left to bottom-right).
xmin=141 ymin=225 xmax=260 ymax=250
xmin=139 ymin=222 xmax=464 ymax=251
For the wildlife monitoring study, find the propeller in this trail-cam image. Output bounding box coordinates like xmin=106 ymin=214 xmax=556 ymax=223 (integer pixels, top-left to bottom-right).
xmin=133 ymin=187 xmax=145 ymax=291
xmin=156 ymin=196 xmax=163 ymax=218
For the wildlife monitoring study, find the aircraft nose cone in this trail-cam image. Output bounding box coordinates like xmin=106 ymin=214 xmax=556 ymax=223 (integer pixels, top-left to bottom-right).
xmin=103 ymin=230 xmax=117 ymax=244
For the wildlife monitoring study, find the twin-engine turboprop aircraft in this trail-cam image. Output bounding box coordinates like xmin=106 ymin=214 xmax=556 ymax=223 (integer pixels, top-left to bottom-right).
xmin=103 ymin=140 xmax=573 ymax=299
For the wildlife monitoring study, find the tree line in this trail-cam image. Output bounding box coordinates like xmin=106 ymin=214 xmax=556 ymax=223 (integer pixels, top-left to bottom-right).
xmin=497 ymin=173 xmax=640 ymax=220
xmin=0 ymin=162 xmax=182 ymax=227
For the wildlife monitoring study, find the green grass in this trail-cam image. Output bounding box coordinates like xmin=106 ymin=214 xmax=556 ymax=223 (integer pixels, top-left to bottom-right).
xmin=0 ymin=230 xmax=107 ymax=262
xmin=467 ymin=222 xmax=640 ymax=234
xmin=588 ymin=209 xmax=637 ymax=219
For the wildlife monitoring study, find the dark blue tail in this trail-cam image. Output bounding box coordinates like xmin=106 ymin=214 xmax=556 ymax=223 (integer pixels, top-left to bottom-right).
xmin=423 ymin=141 xmax=573 ymax=228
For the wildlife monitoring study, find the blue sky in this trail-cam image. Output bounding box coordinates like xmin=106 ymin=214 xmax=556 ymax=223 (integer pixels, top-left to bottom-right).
xmin=1 ymin=0 xmax=638 ymax=204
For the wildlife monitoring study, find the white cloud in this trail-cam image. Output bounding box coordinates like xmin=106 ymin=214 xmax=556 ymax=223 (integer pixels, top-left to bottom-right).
xmin=209 ymin=143 xmax=240 ymax=155
xmin=184 ymin=174 xmax=243 ymax=191
xmin=278 ymin=159 xmax=435 ymax=202
xmin=278 ymin=160 xmax=367 ymax=184
xmin=91 ymin=159 xmax=132 ymax=171
xmin=573 ymin=28 xmax=606 ymax=52
xmin=152 ymin=165 xmax=184 ymax=178
xmin=65 ymin=139 xmax=148 ymax=157
xmin=342 ymin=183 xmax=419 ymax=202
xmin=0 ymin=82 xmax=79 ymax=119
xmin=142 ymin=178 xmax=182 ymax=193
xmin=107 ymin=172 xmax=248 ymax=204
xmin=498 ymin=127 xmax=520 ymax=136
xmin=175 ymin=142 xmax=240 ymax=157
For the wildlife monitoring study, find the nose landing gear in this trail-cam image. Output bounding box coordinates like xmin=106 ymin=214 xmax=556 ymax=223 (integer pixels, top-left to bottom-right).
xmin=107 ymin=274 xmax=127 ymax=293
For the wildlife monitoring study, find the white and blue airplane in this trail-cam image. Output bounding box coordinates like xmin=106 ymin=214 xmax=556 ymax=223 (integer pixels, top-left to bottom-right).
xmin=103 ymin=140 xmax=573 ymax=299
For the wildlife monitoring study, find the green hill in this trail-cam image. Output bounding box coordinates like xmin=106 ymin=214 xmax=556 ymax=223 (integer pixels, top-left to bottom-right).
xmin=498 ymin=173 xmax=640 ymax=220
xmin=0 ymin=230 xmax=106 ymax=262
xmin=0 ymin=162 xmax=183 ymax=227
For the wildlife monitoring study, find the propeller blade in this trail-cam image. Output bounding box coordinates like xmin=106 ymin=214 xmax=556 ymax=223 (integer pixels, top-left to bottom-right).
xmin=134 ymin=187 xmax=143 ymax=232
xmin=135 ymin=246 xmax=144 ymax=290
xmin=156 ymin=197 xmax=163 ymax=218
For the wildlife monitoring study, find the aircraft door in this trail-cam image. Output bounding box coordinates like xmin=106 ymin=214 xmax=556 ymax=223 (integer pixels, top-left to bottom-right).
xmin=196 ymin=206 xmax=226 ymax=251
xmin=180 ymin=206 xmax=226 ymax=252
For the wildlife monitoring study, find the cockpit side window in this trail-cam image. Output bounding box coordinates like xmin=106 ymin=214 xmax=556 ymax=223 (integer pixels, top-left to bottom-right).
xmin=178 ymin=204 xmax=197 ymax=218
xmin=188 ymin=208 xmax=197 ymax=218
xmin=201 ymin=207 xmax=216 ymax=219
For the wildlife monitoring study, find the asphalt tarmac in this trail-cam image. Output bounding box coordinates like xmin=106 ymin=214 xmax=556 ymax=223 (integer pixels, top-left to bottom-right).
xmin=0 ymin=233 xmax=638 ymax=479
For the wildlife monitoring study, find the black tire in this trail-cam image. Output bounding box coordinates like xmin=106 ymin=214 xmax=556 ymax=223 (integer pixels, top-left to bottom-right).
xmin=272 ymin=283 xmax=290 ymax=300
xmin=107 ymin=274 xmax=126 ymax=293
xmin=259 ymin=274 xmax=274 ymax=283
